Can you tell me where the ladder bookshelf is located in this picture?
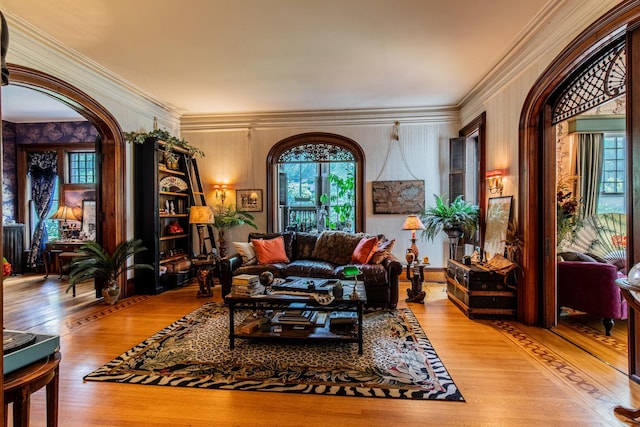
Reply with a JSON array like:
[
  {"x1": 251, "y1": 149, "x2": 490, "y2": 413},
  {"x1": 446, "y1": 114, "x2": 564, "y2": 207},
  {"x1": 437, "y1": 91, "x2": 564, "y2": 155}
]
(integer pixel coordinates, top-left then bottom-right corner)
[{"x1": 134, "y1": 138, "x2": 202, "y2": 294}]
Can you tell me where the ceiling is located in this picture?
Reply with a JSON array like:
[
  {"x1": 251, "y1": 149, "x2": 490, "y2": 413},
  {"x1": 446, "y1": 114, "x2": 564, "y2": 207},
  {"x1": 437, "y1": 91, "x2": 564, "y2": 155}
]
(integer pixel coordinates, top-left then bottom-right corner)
[{"x1": 0, "y1": 0, "x2": 552, "y2": 122}]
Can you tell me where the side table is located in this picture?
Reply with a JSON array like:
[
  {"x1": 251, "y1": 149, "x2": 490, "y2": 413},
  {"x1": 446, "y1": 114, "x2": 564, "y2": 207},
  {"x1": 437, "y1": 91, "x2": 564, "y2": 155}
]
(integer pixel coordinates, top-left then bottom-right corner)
[
  {"x1": 192, "y1": 258, "x2": 216, "y2": 298},
  {"x1": 406, "y1": 263, "x2": 429, "y2": 303},
  {"x1": 4, "y1": 351, "x2": 61, "y2": 427}
]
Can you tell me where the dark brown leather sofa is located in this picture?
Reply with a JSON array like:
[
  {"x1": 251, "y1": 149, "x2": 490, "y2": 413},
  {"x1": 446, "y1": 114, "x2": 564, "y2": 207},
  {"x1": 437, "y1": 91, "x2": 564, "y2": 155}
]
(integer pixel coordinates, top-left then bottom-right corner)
[{"x1": 218, "y1": 231, "x2": 402, "y2": 308}]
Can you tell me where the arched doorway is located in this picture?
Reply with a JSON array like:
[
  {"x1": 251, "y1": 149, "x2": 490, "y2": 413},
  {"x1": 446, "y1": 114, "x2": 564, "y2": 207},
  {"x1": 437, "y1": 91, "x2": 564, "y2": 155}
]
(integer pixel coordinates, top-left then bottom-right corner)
[
  {"x1": 266, "y1": 132, "x2": 366, "y2": 233},
  {"x1": 5, "y1": 64, "x2": 127, "y2": 294},
  {"x1": 519, "y1": 1, "x2": 640, "y2": 377}
]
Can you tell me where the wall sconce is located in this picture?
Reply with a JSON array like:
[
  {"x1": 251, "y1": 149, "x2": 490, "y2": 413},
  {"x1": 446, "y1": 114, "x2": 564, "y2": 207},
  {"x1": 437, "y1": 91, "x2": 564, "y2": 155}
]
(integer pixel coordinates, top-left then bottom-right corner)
[
  {"x1": 214, "y1": 184, "x2": 229, "y2": 204},
  {"x1": 486, "y1": 169, "x2": 505, "y2": 196}
]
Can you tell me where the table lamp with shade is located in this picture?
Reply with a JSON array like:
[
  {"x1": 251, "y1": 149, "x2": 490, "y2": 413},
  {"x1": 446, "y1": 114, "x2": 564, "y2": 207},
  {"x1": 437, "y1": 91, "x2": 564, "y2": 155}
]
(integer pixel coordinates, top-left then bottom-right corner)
[
  {"x1": 402, "y1": 214, "x2": 425, "y2": 263},
  {"x1": 189, "y1": 205, "x2": 215, "y2": 258},
  {"x1": 50, "y1": 205, "x2": 81, "y2": 239}
]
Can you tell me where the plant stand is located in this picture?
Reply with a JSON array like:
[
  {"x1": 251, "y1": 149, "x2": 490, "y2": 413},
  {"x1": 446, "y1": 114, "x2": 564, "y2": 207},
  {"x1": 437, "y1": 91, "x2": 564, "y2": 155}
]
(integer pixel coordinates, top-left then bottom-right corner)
[{"x1": 446, "y1": 229, "x2": 463, "y2": 261}]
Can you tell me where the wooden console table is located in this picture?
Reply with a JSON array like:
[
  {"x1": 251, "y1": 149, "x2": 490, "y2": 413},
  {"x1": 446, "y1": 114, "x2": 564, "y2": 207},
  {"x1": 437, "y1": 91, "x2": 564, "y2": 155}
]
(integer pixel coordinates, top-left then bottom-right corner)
[
  {"x1": 44, "y1": 241, "x2": 86, "y2": 277},
  {"x1": 4, "y1": 351, "x2": 61, "y2": 427}
]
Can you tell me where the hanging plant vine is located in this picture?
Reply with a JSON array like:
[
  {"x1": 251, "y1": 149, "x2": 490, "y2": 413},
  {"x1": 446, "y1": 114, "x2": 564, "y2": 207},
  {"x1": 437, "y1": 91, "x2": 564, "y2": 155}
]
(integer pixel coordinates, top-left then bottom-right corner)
[{"x1": 124, "y1": 128, "x2": 205, "y2": 158}]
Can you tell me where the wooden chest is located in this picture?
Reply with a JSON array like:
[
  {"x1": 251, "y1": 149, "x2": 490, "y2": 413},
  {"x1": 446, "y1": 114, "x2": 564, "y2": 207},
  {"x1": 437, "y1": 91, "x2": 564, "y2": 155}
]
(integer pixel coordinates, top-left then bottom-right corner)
[{"x1": 446, "y1": 259, "x2": 516, "y2": 319}]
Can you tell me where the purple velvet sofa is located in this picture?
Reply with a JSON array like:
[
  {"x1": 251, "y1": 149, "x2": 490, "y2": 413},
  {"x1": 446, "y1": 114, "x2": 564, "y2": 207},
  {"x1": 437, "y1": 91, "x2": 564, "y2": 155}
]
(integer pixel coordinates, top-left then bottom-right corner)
[
  {"x1": 557, "y1": 260, "x2": 627, "y2": 336},
  {"x1": 218, "y1": 231, "x2": 402, "y2": 308}
]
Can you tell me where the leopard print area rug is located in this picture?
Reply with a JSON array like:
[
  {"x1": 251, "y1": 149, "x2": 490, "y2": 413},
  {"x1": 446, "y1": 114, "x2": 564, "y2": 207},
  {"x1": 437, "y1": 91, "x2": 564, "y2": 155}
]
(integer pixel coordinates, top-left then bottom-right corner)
[{"x1": 84, "y1": 302, "x2": 464, "y2": 401}]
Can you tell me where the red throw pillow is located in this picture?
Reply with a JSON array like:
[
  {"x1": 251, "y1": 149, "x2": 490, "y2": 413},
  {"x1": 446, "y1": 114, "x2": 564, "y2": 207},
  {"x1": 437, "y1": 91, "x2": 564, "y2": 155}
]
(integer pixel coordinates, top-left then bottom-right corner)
[
  {"x1": 351, "y1": 236, "x2": 378, "y2": 264},
  {"x1": 251, "y1": 236, "x2": 290, "y2": 264}
]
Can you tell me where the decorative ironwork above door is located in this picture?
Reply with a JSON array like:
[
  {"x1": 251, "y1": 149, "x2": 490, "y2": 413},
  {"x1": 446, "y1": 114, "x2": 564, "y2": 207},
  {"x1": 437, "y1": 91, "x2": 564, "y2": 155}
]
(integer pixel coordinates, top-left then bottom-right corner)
[
  {"x1": 552, "y1": 38, "x2": 626, "y2": 124},
  {"x1": 277, "y1": 143, "x2": 355, "y2": 162}
]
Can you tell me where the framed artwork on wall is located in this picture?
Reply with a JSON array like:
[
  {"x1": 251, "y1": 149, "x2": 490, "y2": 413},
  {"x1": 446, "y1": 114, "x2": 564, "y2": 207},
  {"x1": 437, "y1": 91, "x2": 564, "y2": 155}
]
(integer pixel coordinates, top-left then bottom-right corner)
[
  {"x1": 81, "y1": 200, "x2": 97, "y2": 240},
  {"x1": 236, "y1": 189, "x2": 263, "y2": 212},
  {"x1": 483, "y1": 196, "x2": 513, "y2": 259},
  {"x1": 371, "y1": 180, "x2": 425, "y2": 214}
]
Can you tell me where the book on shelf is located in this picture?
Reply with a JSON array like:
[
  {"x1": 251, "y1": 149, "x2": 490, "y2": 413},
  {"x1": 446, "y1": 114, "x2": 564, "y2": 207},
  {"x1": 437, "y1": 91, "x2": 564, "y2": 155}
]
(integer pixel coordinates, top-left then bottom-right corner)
[
  {"x1": 329, "y1": 311, "x2": 357, "y2": 325},
  {"x1": 232, "y1": 274, "x2": 259, "y2": 284},
  {"x1": 237, "y1": 317, "x2": 263, "y2": 334},
  {"x1": 272, "y1": 309, "x2": 314, "y2": 325}
]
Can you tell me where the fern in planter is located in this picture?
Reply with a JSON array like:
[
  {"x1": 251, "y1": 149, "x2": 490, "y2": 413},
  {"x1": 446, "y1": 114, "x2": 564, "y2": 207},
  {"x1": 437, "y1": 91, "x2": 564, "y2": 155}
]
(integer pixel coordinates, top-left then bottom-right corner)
[
  {"x1": 66, "y1": 239, "x2": 153, "y2": 304},
  {"x1": 419, "y1": 194, "x2": 479, "y2": 241}
]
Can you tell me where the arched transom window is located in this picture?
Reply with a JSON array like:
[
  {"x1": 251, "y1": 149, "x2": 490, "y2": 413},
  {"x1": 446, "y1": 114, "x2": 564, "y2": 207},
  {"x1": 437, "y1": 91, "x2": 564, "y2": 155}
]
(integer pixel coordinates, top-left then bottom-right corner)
[{"x1": 267, "y1": 133, "x2": 365, "y2": 233}]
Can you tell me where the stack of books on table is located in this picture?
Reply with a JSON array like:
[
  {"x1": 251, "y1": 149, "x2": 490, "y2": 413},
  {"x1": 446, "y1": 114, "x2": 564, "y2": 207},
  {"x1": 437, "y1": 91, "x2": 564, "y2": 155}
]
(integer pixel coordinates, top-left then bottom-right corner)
[
  {"x1": 231, "y1": 274, "x2": 264, "y2": 296},
  {"x1": 272, "y1": 303, "x2": 328, "y2": 328}
]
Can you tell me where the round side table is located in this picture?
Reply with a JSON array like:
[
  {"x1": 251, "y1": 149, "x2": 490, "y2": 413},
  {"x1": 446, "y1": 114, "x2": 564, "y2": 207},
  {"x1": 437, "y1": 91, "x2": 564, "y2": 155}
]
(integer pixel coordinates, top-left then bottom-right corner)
[{"x1": 4, "y1": 351, "x2": 61, "y2": 427}]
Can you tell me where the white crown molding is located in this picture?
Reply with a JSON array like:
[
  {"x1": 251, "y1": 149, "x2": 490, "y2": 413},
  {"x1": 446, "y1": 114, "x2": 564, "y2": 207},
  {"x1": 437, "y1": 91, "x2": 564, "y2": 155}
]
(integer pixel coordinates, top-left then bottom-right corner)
[
  {"x1": 181, "y1": 106, "x2": 460, "y2": 131},
  {"x1": 458, "y1": 0, "x2": 623, "y2": 112},
  {"x1": 4, "y1": 13, "x2": 182, "y2": 128}
]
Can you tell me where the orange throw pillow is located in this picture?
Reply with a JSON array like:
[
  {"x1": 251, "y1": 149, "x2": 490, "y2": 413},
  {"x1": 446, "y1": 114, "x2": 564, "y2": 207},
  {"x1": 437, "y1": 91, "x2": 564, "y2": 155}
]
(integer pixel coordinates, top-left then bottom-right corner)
[
  {"x1": 351, "y1": 236, "x2": 378, "y2": 264},
  {"x1": 251, "y1": 236, "x2": 290, "y2": 264}
]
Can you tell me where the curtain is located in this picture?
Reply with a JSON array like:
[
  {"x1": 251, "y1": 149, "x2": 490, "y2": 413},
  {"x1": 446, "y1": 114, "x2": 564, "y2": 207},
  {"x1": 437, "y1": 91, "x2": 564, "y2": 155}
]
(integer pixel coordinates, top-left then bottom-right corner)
[
  {"x1": 27, "y1": 152, "x2": 58, "y2": 268},
  {"x1": 576, "y1": 133, "x2": 604, "y2": 219}
]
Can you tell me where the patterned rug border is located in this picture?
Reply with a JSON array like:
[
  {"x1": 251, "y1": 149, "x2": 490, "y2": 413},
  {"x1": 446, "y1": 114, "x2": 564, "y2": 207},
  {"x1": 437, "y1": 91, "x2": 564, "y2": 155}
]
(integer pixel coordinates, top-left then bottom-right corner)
[
  {"x1": 84, "y1": 303, "x2": 464, "y2": 401},
  {"x1": 66, "y1": 295, "x2": 151, "y2": 330},
  {"x1": 489, "y1": 320, "x2": 618, "y2": 406}
]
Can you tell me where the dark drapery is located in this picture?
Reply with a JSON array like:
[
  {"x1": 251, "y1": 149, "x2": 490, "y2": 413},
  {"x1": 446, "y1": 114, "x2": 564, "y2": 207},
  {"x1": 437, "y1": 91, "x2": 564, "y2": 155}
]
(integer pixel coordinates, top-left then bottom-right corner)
[
  {"x1": 577, "y1": 133, "x2": 604, "y2": 219},
  {"x1": 27, "y1": 152, "x2": 58, "y2": 268}
]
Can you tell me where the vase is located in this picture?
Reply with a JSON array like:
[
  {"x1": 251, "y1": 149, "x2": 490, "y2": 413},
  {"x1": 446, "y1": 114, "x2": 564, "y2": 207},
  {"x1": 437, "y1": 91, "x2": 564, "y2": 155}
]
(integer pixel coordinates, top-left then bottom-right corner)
[
  {"x1": 405, "y1": 250, "x2": 415, "y2": 264},
  {"x1": 102, "y1": 282, "x2": 120, "y2": 305}
]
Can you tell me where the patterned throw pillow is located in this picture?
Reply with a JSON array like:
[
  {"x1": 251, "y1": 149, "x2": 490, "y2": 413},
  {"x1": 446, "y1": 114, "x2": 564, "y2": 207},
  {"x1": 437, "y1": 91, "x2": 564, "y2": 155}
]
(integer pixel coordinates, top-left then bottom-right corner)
[
  {"x1": 251, "y1": 236, "x2": 290, "y2": 264},
  {"x1": 351, "y1": 236, "x2": 378, "y2": 264},
  {"x1": 232, "y1": 242, "x2": 257, "y2": 265},
  {"x1": 369, "y1": 239, "x2": 395, "y2": 264},
  {"x1": 311, "y1": 231, "x2": 366, "y2": 265}
]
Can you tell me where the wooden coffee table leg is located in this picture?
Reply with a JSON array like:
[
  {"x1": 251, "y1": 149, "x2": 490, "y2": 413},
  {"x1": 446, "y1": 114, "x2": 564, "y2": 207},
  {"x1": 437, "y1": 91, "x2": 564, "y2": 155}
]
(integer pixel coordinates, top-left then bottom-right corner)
[
  {"x1": 357, "y1": 302, "x2": 363, "y2": 355},
  {"x1": 229, "y1": 302, "x2": 235, "y2": 349}
]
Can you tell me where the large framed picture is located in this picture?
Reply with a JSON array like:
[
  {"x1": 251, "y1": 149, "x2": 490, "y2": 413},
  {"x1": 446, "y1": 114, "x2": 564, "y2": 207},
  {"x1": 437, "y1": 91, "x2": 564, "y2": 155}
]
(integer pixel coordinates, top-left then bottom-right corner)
[
  {"x1": 236, "y1": 189, "x2": 263, "y2": 212},
  {"x1": 371, "y1": 180, "x2": 425, "y2": 214},
  {"x1": 483, "y1": 196, "x2": 512, "y2": 259}
]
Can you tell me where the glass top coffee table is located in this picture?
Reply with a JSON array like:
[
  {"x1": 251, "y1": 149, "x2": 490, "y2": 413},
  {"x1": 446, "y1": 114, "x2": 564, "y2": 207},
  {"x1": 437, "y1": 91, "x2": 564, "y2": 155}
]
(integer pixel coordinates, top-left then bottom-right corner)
[{"x1": 224, "y1": 278, "x2": 367, "y2": 354}]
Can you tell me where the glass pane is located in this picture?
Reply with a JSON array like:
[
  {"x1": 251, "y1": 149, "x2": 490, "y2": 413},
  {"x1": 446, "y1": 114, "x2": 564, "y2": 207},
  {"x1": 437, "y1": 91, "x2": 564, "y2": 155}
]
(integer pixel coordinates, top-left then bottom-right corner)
[{"x1": 69, "y1": 152, "x2": 96, "y2": 184}]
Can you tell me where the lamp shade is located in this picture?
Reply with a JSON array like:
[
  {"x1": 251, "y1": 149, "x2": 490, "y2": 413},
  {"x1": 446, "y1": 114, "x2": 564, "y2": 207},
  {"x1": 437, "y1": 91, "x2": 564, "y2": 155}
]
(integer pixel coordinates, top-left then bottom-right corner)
[
  {"x1": 486, "y1": 169, "x2": 504, "y2": 179},
  {"x1": 189, "y1": 205, "x2": 215, "y2": 224},
  {"x1": 49, "y1": 205, "x2": 81, "y2": 221},
  {"x1": 401, "y1": 214, "x2": 425, "y2": 231}
]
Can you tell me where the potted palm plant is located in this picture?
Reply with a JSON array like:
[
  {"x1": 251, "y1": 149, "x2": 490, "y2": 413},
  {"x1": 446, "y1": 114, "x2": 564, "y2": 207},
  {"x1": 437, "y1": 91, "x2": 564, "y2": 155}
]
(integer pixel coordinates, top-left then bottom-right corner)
[
  {"x1": 213, "y1": 204, "x2": 258, "y2": 257},
  {"x1": 419, "y1": 194, "x2": 479, "y2": 260},
  {"x1": 66, "y1": 239, "x2": 154, "y2": 305}
]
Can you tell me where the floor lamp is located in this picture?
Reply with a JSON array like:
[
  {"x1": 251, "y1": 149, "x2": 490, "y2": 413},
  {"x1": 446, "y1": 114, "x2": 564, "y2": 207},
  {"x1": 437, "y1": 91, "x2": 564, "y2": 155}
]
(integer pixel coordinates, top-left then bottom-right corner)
[{"x1": 189, "y1": 205, "x2": 215, "y2": 258}]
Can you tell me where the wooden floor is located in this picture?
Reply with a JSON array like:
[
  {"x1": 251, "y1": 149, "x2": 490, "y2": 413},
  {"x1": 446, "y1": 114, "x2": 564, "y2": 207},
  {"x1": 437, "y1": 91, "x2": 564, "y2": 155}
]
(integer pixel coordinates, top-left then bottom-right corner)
[{"x1": 3, "y1": 274, "x2": 640, "y2": 426}]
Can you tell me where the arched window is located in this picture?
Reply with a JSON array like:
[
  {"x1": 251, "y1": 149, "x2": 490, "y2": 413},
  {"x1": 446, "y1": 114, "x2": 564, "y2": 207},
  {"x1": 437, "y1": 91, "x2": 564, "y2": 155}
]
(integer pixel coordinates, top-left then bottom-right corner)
[{"x1": 266, "y1": 133, "x2": 365, "y2": 233}]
